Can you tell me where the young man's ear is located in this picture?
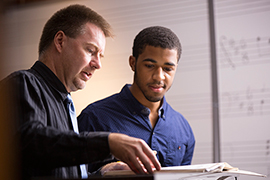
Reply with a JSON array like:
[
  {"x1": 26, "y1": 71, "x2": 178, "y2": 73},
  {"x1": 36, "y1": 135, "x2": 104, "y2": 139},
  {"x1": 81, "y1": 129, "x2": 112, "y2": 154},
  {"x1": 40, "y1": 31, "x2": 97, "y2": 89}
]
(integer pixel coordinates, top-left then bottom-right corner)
[
  {"x1": 129, "y1": 56, "x2": 136, "y2": 72},
  {"x1": 54, "y1": 31, "x2": 65, "y2": 53}
]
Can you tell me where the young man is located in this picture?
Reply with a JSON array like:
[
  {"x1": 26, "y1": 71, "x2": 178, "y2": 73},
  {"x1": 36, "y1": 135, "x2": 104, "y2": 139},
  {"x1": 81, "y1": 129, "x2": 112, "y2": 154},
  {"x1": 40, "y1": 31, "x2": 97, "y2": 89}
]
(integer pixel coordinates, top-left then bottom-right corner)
[
  {"x1": 0, "y1": 5, "x2": 160, "y2": 179},
  {"x1": 78, "y1": 26, "x2": 195, "y2": 173}
]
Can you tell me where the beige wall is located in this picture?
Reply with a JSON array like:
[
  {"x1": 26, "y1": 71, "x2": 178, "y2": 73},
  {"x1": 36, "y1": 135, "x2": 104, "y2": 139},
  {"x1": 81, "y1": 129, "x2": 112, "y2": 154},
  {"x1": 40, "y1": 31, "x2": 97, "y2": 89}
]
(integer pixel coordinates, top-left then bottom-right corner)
[{"x1": 0, "y1": 2, "x2": 19, "y2": 180}]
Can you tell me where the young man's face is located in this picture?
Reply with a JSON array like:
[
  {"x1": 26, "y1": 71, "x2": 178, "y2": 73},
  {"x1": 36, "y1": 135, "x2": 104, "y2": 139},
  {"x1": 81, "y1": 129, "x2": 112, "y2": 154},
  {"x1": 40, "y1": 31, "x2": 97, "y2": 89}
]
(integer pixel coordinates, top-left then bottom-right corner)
[
  {"x1": 61, "y1": 22, "x2": 106, "y2": 92},
  {"x1": 130, "y1": 45, "x2": 178, "y2": 103}
]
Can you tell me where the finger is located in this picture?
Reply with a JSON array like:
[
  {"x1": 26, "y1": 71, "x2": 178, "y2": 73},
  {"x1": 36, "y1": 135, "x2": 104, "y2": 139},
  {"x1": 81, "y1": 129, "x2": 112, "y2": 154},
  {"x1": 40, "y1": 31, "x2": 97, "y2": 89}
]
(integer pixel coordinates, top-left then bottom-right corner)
[
  {"x1": 141, "y1": 144, "x2": 161, "y2": 171},
  {"x1": 147, "y1": 152, "x2": 161, "y2": 171},
  {"x1": 136, "y1": 157, "x2": 148, "y2": 173},
  {"x1": 115, "y1": 162, "x2": 131, "y2": 170},
  {"x1": 127, "y1": 155, "x2": 146, "y2": 174},
  {"x1": 136, "y1": 152, "x2": 154, "y2": 174},
  {"x1": 129, "y1": 162, "x2": 139, "y2": 174}
]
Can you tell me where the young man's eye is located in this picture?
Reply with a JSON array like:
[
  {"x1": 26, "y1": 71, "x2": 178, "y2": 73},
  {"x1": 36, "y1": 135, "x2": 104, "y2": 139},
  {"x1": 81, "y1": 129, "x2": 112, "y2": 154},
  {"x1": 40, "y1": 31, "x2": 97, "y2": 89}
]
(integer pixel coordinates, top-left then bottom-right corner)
[
  {"x1": 145, "y1": 64, "x2": 154, "y2": 68},
  {"x1": 164, "y1": 67, "x2": 173, "y2": 72}
]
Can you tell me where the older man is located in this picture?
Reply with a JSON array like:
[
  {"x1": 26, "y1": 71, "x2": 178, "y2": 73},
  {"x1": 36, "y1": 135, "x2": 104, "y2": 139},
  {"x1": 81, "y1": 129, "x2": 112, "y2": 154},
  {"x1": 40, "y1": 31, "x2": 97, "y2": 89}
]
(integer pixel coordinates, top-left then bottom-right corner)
[{"x1": 0, "y1": 4, "x2": 160, "y2": 179}]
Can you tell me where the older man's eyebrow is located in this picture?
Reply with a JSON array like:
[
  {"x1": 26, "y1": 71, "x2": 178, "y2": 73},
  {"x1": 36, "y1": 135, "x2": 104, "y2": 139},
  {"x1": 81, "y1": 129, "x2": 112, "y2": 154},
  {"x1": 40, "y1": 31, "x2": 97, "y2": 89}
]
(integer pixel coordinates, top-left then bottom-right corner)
[{"x1": 87, "y1": 42, "x2": 105, "y2": 58}]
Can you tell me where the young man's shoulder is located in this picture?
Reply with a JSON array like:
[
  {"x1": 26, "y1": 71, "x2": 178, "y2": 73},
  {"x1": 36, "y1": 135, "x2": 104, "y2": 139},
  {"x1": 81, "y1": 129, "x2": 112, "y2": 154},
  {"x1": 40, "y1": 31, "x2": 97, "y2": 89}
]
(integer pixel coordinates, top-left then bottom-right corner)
[{"x1": 82, "y1": 92, "x2": 122, "y2": 113}]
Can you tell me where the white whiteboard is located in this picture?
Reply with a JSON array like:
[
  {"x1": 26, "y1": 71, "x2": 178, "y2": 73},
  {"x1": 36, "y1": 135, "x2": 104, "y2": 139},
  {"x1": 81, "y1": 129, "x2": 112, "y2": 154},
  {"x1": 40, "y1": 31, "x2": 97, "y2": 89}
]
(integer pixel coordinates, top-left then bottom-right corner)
[{"x1": 214, "y1": 0, "x2": 270, "y2": 179}]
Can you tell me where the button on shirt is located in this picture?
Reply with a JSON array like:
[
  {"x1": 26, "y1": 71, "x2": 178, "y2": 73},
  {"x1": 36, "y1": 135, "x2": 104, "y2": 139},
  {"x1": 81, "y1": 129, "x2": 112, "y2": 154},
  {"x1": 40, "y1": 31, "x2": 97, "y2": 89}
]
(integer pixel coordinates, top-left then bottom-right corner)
[{"x1": 78, "y1": 84, "x2": 195, "y2": 170}]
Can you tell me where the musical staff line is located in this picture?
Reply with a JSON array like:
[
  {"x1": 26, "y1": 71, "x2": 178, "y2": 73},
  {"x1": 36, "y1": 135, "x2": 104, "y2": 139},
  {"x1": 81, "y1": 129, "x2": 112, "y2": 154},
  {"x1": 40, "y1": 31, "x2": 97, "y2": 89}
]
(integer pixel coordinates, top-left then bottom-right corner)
[
  {"x1": 215, "y1": 0, "x2": 270, "y2": 19},
  {"x1": 178, "y1": 43, "x2": 211, "y2": 72},
  {"x1": 221, "y1": 140, "x2": 270, "y2": 169},
  {"x1": 97, "y1": 0, "x2": 208, "y2": 31},
  {"x1": 220, "y1": 86, "x2": 270, "y2": 118},
  {"x1": 218, "y1": 36, "x2": 270, "y2": 70},
  {"x1": 166, "y1": 85, "x2": 270, "y2": 121}
]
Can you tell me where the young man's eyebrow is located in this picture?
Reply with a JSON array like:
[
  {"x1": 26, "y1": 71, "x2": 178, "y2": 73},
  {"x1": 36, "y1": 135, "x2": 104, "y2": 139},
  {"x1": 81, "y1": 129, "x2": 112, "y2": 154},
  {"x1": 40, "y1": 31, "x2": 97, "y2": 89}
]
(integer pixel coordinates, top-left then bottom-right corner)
[
  {"x1": 143, "y1": 59, "x2": 176, "y2": 66},
  {"x1": 142, "y1": 58, "x2": 156, "y2": 63},
  {"x1": 164, "y1": 62, "x2": 176, "y2": 66}
]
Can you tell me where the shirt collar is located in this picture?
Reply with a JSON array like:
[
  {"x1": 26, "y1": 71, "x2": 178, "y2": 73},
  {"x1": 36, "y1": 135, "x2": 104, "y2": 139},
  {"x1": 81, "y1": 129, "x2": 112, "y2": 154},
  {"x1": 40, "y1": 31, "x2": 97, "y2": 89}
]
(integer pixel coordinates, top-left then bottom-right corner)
[
  {"x1": 31, "y1": 61, "x2": 68, "y2": 101},
  {"x1": 159, "y1": 102, "x2": 165, "y2": 119},
  {"x1": 120, "y1": 84, "x2": 166, "y2": 119}
]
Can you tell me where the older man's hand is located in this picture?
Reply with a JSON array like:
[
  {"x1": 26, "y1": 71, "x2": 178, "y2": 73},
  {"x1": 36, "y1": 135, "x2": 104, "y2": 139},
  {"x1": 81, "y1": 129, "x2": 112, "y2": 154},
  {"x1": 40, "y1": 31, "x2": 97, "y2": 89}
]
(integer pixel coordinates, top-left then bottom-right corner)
[{"x1": 108, "y1": 133, "x2": 161, "y2": 174}]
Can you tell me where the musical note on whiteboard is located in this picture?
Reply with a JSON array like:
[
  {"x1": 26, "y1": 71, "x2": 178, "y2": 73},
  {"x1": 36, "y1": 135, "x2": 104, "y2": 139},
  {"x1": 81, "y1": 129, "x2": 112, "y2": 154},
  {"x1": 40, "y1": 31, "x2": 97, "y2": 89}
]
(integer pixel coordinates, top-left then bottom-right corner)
[
  {"x1": 257, "y1": 36, "x2": 270, "y2": 57},
  {"x1": 218, "y1": 35, "x2": 270, "y2": 70},
  {"x1": 220, "y1": 85, "x2": 270, "y2": 118},
  {"x1": 219, "y1": 35, "x2": 249, "y2": 69}
]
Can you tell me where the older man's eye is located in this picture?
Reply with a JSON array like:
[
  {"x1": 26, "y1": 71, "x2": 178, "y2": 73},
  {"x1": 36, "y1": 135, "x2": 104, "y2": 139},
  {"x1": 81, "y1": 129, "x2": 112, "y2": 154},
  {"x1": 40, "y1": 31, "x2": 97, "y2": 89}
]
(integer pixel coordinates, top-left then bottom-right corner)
[{"x1": 88, "y1": 49, "x2": 94, "y2": 54}]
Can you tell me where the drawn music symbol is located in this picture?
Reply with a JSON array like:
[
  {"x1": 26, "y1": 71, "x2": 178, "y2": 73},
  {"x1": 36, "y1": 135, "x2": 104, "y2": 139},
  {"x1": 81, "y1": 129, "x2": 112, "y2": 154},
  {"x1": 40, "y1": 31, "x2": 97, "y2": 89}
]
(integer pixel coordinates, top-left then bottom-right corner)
[{"x1": 256, "y1": 36, "x2": 270, "y2": 57}]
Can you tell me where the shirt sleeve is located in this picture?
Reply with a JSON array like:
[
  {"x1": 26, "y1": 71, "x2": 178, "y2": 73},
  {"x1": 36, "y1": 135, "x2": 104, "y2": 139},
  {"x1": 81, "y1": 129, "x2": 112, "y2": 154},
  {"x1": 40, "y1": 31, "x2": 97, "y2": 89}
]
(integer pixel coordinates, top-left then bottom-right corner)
[
  {"x1": 181, "y1": 127, "x2": 195, "y2": 165},
  {"x1": 0, "y1": 72, "x2": 112, "y2": 169}
]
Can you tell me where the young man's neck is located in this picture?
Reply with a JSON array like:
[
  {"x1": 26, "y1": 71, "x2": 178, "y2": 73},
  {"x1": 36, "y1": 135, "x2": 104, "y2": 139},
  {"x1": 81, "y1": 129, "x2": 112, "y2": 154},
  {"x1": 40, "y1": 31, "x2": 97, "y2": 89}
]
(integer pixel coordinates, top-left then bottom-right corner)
[
  {"x1": 130, "y1": 84, "x2": 164, "y2": 128},
  {"x1": 129, "y1": 84, "x2": 162, "y2": 113}
]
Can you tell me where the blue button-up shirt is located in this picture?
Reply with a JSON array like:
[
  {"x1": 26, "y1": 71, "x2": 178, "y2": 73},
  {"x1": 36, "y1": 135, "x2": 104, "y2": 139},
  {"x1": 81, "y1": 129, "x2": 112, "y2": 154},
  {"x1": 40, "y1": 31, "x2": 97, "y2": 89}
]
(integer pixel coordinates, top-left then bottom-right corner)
[{"x1": 78, "y1": 84, "x2": 195, "y2": 171}]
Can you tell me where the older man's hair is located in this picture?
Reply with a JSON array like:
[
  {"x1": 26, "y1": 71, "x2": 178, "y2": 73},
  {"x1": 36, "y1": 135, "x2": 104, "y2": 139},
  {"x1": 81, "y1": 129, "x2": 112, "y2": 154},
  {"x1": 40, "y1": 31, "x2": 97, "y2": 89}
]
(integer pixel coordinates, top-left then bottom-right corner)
[{"x1": 39, "y1": 4, "x2": 113, "y2": 56}]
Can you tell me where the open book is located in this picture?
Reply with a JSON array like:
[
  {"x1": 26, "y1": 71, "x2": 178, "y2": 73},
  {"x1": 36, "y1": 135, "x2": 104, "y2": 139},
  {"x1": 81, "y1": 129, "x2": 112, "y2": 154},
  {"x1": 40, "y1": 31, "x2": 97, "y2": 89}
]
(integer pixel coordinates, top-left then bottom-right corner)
[{"x1": 103, "y1": 162, "x2": 267, "y2": 178}]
